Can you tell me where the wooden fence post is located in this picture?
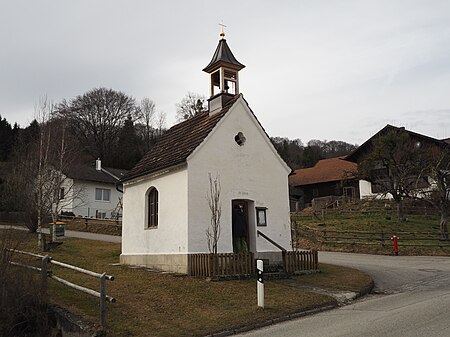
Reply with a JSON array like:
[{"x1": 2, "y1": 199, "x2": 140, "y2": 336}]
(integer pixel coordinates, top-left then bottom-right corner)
[
  {"x1": 314, "y1": 250, "x2": 318, "y2": 270},
  {"x1": 282, "y1": 250, "x2": 287, "y2": 273},
  {"x1": 100, "y1": 272, "x2": 106, "y2": 326},
  {"x1": 41, "y1": 255, "x2": 50, "y2": 295}
]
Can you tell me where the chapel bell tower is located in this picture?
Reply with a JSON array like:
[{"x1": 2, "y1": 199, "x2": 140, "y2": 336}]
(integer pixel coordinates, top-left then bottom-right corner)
[{"x1": 203, "y1": 28, "x2": 245, "y2": 113}]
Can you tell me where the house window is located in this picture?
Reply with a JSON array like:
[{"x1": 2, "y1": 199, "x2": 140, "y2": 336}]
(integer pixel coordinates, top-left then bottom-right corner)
[
  {"x1": 256, "y1": 207, "x2": 267, "y2": 226},
  {"x1": 95, "y1": 188, "x2": 111, "y2": 202},
  {"x1": 147, "y1": 187, "x2": 159, "y2": 228},
  {"x1": 59, "y1": 187, "x2": 65, "y2": 200}
]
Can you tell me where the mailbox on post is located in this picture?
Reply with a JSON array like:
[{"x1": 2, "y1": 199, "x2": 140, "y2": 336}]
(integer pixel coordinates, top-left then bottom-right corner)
[{"x1": 49, "y1": 221, "x2": 66, "y2": 241}]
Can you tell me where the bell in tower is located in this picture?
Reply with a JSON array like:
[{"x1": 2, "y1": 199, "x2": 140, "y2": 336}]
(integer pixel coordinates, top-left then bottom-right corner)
[{"x1": 203, "y1": 28, "x2": 245, "y2": 114}]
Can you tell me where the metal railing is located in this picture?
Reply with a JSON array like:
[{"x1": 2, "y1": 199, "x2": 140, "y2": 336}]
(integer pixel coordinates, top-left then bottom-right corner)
[{"x1": 7, "y1": 248, "x2": 115, "y2": 326}]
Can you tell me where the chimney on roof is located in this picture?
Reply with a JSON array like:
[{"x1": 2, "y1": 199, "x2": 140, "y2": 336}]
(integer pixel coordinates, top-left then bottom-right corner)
[{"x1": 96, "y1": 158, "x2": 101, "y2": 171}]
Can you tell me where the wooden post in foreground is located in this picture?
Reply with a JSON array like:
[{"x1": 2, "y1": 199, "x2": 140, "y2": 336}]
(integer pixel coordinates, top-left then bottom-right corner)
[
  {"x1": 100, "y1": 272, "x2": 107, "y2": 326},
  {"x1": 41, "y1": 255, "x2": 50, "y2": 295}
]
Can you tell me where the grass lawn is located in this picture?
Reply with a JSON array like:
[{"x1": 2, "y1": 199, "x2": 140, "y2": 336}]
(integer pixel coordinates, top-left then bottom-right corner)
[
  {"x1": 293, "y1": 264, "x2": 373, "y2": 292},
  {"x1": 293, "y1": 208, "x2": 441, "y2": 232},
  {"x1": 292, "y1": 204, "x2": 449, "y2": 256},
  {"x1": 6, "y1": 230, "x2": 371, "y2": 337}
]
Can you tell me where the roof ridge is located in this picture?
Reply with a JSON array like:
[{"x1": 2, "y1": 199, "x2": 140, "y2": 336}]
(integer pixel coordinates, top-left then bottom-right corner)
[{"x1": 122, "y1": 95, "x2": 240, "y2": 182}]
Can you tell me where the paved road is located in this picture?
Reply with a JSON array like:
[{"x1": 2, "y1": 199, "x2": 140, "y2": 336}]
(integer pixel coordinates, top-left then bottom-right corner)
[
  {"x1": 320, "y1": 252, "x2": 450, "y2": 294},
  {"x1": 0, "y1": 224, "x2": 121, "y2": 243},
  {"x1": 240, "y1": 252, "x2": 450, "y2": 337}
]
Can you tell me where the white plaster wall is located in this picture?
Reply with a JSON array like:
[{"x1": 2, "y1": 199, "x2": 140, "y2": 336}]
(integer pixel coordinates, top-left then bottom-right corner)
[
  {"x1": 121, "y1": 168, "x2": 188, "y2": 256},
  {"x1": 66, "y1": 180, "x2": 122, "y2": 218},
  {"x1": 59, "y1": 177, "x2": 74, "y2": 214},
  {"x1": 359, "y1": 180, "x2": 393, "y2": 200},
  {"x1": 187, "y1": 97, "x2": 292, "y2": 254},
  {"x1": 59, "y1": 178, "x2": 89, "y2": 216}
]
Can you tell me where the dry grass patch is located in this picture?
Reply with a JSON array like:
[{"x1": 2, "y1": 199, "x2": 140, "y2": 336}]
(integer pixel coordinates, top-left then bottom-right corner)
[
  {"x1": 292, "y1": 263, "x2": 372, "y2": 292},
  {"x1": 11, "y1": 232, "x2": 373, "y2": 336}
]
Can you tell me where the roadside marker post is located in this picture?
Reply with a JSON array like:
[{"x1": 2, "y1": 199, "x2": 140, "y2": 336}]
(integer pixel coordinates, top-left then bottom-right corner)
[{"x1": 257, "y1": 259, "x2": 264, "y2": 309}]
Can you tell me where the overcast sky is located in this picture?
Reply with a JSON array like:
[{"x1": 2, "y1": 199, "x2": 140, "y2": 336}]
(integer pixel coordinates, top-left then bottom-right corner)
[{"x1": 1, "y1": 0, "x2": 449, "y2": 145}]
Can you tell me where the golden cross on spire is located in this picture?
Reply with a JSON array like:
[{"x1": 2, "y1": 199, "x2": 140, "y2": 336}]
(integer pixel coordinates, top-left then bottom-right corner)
[{"x1": 219, "y1": 21, "x2": 227, "y2": 39}]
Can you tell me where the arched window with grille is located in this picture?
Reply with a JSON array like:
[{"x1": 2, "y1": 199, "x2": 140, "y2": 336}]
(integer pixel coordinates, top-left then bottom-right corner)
[{"x1": 147, "y1": 187, "x2": 159, "y2": 228}]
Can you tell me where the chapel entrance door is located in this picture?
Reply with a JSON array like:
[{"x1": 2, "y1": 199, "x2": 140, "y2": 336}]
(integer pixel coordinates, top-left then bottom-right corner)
[{"x1": 232, "y1": 200, "x2": 250, "y2": 253}]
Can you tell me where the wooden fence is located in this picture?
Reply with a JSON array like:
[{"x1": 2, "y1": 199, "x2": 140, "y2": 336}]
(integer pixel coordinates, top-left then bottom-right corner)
[
  {"x1": 188, "y1": 250, "x2": 319, "y2": 277},
  {"x1": 307, "y1": 203, "x2": 437, "y2": 217},
  {"x1": 188, "y1": 253, "x2": 255, "y2": 277},
  {"x1": 283, "y1": 250, "x2": 318, "y2": 273},
  {"x1": 59, "y1": 215, "x2": 122, "y2": 227},
  {"x1": 300, "y1": 225, "x2": 450, "y2": 248},
  {"x1": 7, "y1": 249, "x2": 115, "y2": 326}
]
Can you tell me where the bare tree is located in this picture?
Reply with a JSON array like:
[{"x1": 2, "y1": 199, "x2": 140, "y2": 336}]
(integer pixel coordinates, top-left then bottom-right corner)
[
  {"x1": 206, "y1": 173, "x2": 221, "y2": 255},
  {"x1": 35, "y1": 97, "x2": 53, "y2": 248},
  {"x1": 357, "y1": 129, "x2": 428, "y2": 221},
  {"x1": 37, "y1": 111, "x2": 85, "y2": 248},
  {"x1": 175, "y1": 92, "x2": 206, "y2": 122},
  {"x1": 55, "y1": 87, "x2": 138, "y2": 165},
  {"x1": 4, "y1": 98, "x2": 83, "y2": 249},
  {"x1": 432, "y1": 150, "x2": 450, "y2": 238},
  {"x1": 136, "y1": 98, "x2": 156, "y2": 152},
  {"x1": 44, "y1": 121, "x2": 85, "y2": 223},
  {"x1": 156, "y1": 110, "x2": 167, "y2": 136},
  {"x1": 408, "y1": 146, "x2": 450, "y2": 238},
  {"x1": 135, "y1": 98, "x2": 166, "y2": 152}
]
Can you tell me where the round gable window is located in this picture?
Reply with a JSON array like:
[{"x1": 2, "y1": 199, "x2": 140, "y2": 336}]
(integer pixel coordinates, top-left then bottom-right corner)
[{"x1": 234, "y1": 132, "x2": 246, "y2": 146}]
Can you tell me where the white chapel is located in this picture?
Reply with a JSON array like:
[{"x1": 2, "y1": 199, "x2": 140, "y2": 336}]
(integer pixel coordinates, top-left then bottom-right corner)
[{"x1": 120, "y1": 32, "x2": 292, "y2": 273}]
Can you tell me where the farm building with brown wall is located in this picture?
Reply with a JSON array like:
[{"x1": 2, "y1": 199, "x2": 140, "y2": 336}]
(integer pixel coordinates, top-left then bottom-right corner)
[{"x1": 289, "y1": 157, "x2": 358, "y2": 211}]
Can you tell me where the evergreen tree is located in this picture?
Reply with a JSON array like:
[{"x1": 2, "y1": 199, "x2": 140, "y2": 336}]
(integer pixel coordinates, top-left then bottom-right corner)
[
  {"x1": 0, "y1": 115, "x2": 14, "y2": 161},
  {"x1": 113, "y1": 115, "x2": 142, "y2": 169}
]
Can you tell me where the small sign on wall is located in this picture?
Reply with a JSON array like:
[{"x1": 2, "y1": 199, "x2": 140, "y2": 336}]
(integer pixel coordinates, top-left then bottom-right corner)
[{"x1": 256, "y1": 207, "x2": 267, "y2": 226}]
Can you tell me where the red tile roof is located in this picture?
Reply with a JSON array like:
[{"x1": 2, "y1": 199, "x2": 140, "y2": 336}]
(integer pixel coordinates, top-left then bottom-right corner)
[
  {"x1": 289, "y1": 157, "x2": 357, "y2": 186},
  {"x1": 122, "y1": 94, "x2": 240, "y2": 182}
]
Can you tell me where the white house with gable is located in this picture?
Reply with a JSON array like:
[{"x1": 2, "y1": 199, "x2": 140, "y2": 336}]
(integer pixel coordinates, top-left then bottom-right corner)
[
  {"x1": 120, "y1": 33, "x2": 292, "y2": 273},
  {"x1": 59, "y1": 160, "x2": 127, "y2": 219}
]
